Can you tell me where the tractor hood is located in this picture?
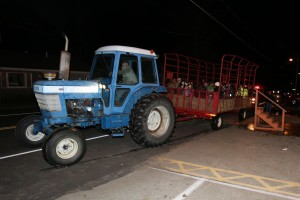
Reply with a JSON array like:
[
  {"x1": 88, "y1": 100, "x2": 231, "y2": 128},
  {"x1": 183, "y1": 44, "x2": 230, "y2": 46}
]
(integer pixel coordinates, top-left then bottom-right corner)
[{"x1": 34, "y1": 80, "x2": 101, "y2": 94}]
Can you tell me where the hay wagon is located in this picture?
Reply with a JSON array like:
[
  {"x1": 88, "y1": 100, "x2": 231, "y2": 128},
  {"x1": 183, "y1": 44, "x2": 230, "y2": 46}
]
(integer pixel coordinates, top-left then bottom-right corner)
[{"x1": 163, "y1": 53, "x2": 259, "y2": 129}]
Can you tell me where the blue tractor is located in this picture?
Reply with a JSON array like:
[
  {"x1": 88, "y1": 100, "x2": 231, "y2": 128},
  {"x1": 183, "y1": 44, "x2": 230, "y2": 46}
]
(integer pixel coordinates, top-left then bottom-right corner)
[{"x1": 15, "y1": 45, "x2": 176, "y2": 167}]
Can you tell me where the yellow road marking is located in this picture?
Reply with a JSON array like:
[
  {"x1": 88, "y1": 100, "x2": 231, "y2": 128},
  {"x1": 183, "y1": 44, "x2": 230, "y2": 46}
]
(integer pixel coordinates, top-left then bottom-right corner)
[
  {"x1": 0, "y1": 126, "x2": 16, "y2": 131},
  {"x1": 158, "y1": 157, "x2": 300, "y2": 198}
]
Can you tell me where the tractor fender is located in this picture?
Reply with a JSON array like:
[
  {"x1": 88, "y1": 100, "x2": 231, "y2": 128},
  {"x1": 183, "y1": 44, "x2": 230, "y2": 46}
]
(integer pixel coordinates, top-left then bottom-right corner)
[{"x1": 123, "y1": 86, "x2": 166, "y2": 113}]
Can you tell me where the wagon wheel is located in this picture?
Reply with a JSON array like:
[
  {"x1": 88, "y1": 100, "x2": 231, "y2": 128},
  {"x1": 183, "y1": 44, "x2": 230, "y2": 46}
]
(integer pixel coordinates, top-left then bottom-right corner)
[
  {"x1": 211, "y1": 115, "x2": 223, "y2": 130},
  {"x1": 239, "y1": 109, "x2": 247, "y2": 121}
]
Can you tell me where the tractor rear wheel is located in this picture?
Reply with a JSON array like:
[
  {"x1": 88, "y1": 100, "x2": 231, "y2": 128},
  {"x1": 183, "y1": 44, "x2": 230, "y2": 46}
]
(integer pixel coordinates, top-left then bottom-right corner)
[
  {"x1": 15, "y1": 115, "x2": 45, "y2": 148},
  {"x1": 42, "y1": 128, "x2": 86, "y2": 167},
  {"x1": 129, "y1": 93, "x2": 175, "y2": 147}
]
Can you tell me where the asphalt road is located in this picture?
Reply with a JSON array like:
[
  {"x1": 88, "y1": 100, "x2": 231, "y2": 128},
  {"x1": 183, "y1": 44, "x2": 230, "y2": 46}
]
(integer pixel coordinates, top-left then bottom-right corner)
[
  {"x1": 0, "y1": 112, "x2": 213, "y2": 200},
  {"x1": 1, "y1": 111, "x2": 300, "y2": 200},
  {"x1": 56, "y1": 115, "x2": 300, "y2": 200}
]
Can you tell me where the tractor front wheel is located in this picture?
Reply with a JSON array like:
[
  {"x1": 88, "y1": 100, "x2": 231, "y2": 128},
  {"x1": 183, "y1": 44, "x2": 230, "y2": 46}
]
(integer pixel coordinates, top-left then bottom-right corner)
[
  {"x1": 42, "y1": 128, "x2": 86, "y2": 167},
  {"x1": 129, "y1": 93, "x2": 176, "y2": 147},
  {"x1": 15, "y1": 115, "x2": 45, "y2": 148}
]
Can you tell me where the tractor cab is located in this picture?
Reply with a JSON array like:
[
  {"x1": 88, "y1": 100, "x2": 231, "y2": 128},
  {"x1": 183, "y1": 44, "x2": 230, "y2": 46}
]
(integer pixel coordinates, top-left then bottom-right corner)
[
  {"x1": 88, "y1": 45, "x2": 161, "y2": 113},
  {"x1": 15, "y1": 45, "x2": 175, "y2": 167}
]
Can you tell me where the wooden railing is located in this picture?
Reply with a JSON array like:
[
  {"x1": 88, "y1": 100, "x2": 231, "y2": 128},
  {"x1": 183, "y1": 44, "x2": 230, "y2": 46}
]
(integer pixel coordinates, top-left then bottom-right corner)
[{"x1": 253, "y1": 89, "x2": 287, "y2": 132}]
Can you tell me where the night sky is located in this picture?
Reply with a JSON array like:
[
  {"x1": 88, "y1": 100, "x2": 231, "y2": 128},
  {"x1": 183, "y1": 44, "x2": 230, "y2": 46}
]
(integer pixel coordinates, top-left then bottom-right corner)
[{"x1": 1, "y1": 0, "x2": 300, "y2": 91}]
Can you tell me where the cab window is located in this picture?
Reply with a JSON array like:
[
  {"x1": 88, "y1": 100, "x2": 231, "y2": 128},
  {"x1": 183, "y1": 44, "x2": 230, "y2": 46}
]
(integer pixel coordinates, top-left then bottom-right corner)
[
  {"x1": 90, "y1": 54, "x2": 114, "y2": 85},
  {"x1": 117, "y1": 55, "x2": 138, "y2": 85},
  {"x1": 141, "y1": 57, "x2": 157, "y2": 84}
]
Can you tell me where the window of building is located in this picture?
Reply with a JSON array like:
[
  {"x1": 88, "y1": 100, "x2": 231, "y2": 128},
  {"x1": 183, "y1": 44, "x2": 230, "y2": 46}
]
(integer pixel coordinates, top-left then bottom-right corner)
[{"x1": 7, "y1": 72, "x2": 27, "y2": 88}]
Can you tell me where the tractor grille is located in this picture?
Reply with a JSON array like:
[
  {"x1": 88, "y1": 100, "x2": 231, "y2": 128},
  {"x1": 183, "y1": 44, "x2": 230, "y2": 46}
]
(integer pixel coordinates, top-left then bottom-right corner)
[{"x1": 35, "y1": 94, "x2": 62, "y2": 111}]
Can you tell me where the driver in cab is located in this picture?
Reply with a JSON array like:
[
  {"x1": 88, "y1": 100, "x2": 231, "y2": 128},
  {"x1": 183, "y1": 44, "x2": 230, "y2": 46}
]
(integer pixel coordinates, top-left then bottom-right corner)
[{"x1": 118, "y1": 61, "x2": 137, "y2": 84}]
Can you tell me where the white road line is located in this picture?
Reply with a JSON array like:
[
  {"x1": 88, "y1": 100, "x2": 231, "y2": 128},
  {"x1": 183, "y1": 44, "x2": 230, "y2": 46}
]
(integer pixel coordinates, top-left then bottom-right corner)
[
  {"x1": 0, "y1": 126, "x2": 16, "y2": 131},
  {"x1": 152, "y1": 167, "x2": 300, "y2": 200},
  {"x1": 173, "y1": 179, "x2": 205, "y2": 200},
  {"x1": 0, "y1": 149, "x2": 42, "y2": 160},
  {"x1": 0, "y1": 134, "x2": 110, "y2": 160},
  {"x1": 86, "y1": 135, "x2": 109, "y2": 141}
]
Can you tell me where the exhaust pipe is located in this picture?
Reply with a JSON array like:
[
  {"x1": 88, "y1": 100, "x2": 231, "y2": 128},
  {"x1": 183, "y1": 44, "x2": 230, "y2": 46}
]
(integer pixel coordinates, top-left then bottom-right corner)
[
  {"x1": 58, "y1": 33, "x2": 71, "y2": 80},
  {"x1": 64, "y1": 34, "x2": 69, "y2": 52}
]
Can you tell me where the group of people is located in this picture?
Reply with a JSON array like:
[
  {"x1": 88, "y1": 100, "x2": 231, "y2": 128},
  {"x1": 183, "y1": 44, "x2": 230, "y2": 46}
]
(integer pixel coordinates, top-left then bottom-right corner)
[
  {"x1": 166, "y1": 77, "x2": 194, "y2": 96},
  {"x1": 166, "y1": 77, "x2": 256, "y2": 100},
  {"x1": 198, "y1": 80, "x2": 238, "y2": 99}
]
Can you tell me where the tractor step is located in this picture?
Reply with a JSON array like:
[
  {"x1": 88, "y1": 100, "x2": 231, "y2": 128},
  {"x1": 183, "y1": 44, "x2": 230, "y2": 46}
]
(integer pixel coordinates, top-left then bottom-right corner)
[
  {"x1": 111, "y1": 132, "x2": 125, "y2": 137},
  {"x1": 110, "y1": 128, "x2": 125, "y2": 137}
]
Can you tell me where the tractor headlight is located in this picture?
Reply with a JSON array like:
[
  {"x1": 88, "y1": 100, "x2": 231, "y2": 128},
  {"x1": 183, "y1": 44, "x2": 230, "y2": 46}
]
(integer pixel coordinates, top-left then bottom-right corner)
[{"x1": 98, "y1": 83, "x2": 106, "y2": 90}]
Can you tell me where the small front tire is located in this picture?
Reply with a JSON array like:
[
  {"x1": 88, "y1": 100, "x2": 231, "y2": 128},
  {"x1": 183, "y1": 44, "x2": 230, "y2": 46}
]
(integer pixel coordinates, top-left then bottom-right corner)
[
  {"x1": 42, "y1": 128, "x2": 87, "y2": 167},
  {"x1": 15, "y1": 115, "x2": 45, "y2": 148}
]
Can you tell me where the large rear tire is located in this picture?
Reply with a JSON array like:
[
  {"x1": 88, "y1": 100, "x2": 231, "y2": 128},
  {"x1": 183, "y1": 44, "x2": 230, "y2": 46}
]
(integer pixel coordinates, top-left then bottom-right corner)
[
  {"x1": 129, "y1": 93, "x2": 176, "y2": 147},
  {"x1": 42, "y1": 128, "x2": 86, "y2": 167},
  {"x1": 15, "y1": 115, "x2": 45, "y2": 148}
]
